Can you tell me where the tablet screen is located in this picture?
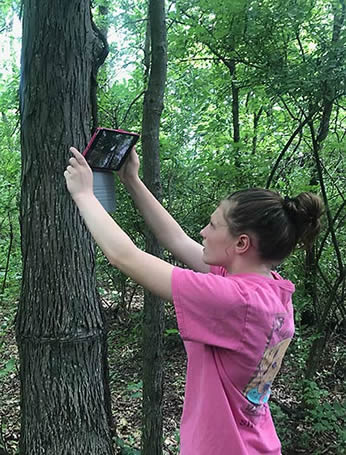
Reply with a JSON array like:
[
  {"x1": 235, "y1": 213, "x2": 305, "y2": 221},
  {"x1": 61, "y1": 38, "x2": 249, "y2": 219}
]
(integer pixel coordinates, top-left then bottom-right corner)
[{"x1": 84, "y1": 128, "x2": 139, "y2": 171}]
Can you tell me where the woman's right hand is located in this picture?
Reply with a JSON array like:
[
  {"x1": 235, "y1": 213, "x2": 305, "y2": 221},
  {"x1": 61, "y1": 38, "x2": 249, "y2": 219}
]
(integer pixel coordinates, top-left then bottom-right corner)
[{"x1": 117, "y1": 147, "x2": 140, "y2": 185}]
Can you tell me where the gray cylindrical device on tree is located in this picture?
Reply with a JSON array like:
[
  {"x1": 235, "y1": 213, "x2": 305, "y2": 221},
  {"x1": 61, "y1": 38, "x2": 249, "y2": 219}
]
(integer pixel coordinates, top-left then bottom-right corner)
[{"x1": 92, "y1": 170, "x2": 116, "y2": 212}]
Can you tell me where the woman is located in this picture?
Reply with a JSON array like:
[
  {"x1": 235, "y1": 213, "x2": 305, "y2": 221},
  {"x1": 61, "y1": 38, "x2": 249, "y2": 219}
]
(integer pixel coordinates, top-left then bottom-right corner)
[{"x1": 64, "y1": 147, "x2": 323, "y2": 454}]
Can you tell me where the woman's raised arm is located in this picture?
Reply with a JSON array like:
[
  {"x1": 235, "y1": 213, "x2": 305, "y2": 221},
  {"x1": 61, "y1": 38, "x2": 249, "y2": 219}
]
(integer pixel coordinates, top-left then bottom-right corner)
[
  {"x1": 118, "y1": 149, "x2": 209, "y2": 273},
  {"x1": 64, "y1": 147, "x2": 175, "y2": 301}
]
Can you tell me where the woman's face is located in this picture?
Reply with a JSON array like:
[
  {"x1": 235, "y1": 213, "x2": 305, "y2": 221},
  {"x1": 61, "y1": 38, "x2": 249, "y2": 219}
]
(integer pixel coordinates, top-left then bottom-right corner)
[{"x1": 200, "y1": 204, "x2": 236, "y2": 267}]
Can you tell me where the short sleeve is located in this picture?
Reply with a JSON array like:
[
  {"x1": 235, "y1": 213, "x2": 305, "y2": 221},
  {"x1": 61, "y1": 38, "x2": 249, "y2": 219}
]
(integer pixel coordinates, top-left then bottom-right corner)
[{"x1": 172, "y1": 267, "x2": 248, "y2": 350}]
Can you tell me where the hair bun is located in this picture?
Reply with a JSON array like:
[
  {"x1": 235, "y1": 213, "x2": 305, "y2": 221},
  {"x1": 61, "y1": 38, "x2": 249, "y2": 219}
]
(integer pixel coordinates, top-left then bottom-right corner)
[
  {"x1": 282, "y1": 196, "x2": 297, "y2": 217},
  {"x1": 282, "y1": 192, "x2": 324, "y2": 249}
]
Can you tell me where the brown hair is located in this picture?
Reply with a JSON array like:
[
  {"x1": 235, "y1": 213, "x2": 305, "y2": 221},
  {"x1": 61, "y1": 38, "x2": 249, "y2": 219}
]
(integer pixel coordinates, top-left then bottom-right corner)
[{"x1": 223, "y1": 188, "x2": 324, "y2": 263}]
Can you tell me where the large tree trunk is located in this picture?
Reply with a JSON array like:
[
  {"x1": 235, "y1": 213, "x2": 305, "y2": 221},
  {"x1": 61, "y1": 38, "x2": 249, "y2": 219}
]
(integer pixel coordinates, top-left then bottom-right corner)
[
  {"x1": 141, "y1": 0, "x2": 167, "y2": 454},
  {"x1": 16, "y1": 1, "x2": 113, "y2": 454}
]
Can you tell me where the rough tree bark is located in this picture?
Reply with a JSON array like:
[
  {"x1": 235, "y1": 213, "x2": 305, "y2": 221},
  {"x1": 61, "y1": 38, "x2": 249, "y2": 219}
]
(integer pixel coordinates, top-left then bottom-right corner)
[
  {"x1": 140, "y1": 0, "x2": 167, "y2": 454},
  {"x1": 16, "y1": 1, "x2": 113, "y2": 454}
]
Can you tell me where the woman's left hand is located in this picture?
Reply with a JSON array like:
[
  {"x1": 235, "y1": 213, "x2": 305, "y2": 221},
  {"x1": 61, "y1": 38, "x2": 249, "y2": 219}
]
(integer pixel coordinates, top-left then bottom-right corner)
[{"x1": 64, "y1": 147, "x2": 94, "y2": 202}]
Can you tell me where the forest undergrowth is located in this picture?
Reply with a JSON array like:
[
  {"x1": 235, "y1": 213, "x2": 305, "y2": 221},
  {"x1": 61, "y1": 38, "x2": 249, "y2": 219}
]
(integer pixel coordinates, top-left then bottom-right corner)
[{"x1": 0, "y1": 292, "x2": 345, "y2": 455}]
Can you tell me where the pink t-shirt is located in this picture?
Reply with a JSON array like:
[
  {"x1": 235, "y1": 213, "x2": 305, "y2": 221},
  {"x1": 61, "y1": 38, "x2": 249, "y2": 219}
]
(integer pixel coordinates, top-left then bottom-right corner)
[{"x1": 172, "y1": 265, "x2": 295, "y2": 455}]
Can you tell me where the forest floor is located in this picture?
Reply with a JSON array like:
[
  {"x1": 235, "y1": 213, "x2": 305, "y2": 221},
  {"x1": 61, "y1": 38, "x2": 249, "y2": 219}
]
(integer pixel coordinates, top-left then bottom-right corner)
[{"x1": 0, "y1": 297, "x2": 345, "y2": 455}]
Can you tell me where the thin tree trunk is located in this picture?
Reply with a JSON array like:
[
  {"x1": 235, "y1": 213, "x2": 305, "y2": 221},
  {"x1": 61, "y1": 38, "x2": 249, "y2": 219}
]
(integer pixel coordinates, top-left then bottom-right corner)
[
  {"x1": 229, "y1": 59, "x2": 240, "y2": 145},
  {"x1": 304, "y1": 0, "x2": 345, "y2": 380},
  {"x1": 304, "y1": 121, "x2": 345, "y2": 380},
  {"x1": 16, "y1": 1, "x2": 113, "y2": 453},
  {"x1": 141, "y1": 0, "x2": 167, "y2": 453},
  {"x1": 252, "y1": 107, "x2": 263, "y2": 155}
]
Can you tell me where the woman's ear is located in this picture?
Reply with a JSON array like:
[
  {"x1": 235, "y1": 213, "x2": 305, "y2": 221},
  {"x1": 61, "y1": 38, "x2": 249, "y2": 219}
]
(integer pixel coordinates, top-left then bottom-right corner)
[{"x1": 235, "y1": 234, "x2": 251, "y2": 254}]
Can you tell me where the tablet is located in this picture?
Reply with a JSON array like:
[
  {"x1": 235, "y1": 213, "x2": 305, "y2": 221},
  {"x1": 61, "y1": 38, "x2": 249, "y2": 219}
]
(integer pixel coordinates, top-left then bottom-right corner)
[{"x1": 83, "y1": 127, "x2": 140, "y2": 171}]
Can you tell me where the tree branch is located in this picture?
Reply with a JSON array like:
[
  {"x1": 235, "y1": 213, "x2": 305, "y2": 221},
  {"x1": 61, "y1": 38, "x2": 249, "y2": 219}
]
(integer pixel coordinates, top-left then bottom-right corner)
[
  {"x1": 317, "y1": 201, "x2": 346, "y2": 262},
  {"x1": 266, "y1": 109, "x2": 317, "y2": 188},
  {"x1": 309, "y1": 122, "x2": 344, "y2": 272},
  {"x1": 121, "y1": 90, "x2": 146, "y2": 126}
]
